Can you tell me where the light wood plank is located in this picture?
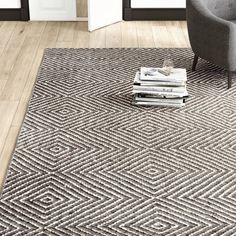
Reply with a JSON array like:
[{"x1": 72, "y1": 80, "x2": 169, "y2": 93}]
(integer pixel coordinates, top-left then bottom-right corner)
[
  {"x1": 106, "y1": 22, "x2": 122, "y2": 48},
  {"x1": 121, "y1": 21, "x2": 138, "y2": 48},
  {"x1": 38, "y1": 22, "x2": 61, "y2": 50},
  {"x1": 180, "y1": 21, "x2": 191, "y2": 48},
  {"x1": 136, "y1": 21, "x2": 155, "y2": 48},
  {"x1": 0, "y1": 80, "x2": 7, "y2": 96},
  {"x1": 0, "y1": 21, "x2": 17, "y2": 56},
  {"x1": 56, "y1": 22, "x2": 77, "y2": 48},
  {"x1": 0, "y1": 102, "x2": 18, "y2": 155},
  {"x1": 165, "y1": 21, "x2": 189, "y2": 48},
  {"x1": 72, "y1": 22, "x2": 90, "y2": 48},
  {"x1": 90, "y1": 27, "x2": 106, "y2": 48},
  {"x1": 0, "y1": 22, "x2": 46, "y2": 101},
  {"x1": 0, "y1": 126, "x2": 19, "y2": 191},
  {"x1": 77, "y1": 0, "x2": 88, "y2": 17},
  {"x1": 0, "y1": 22, "x2": 29, "y2": 81},
  {"x1": 152, "y1": 21, "x2": 175, "y2": 48}
]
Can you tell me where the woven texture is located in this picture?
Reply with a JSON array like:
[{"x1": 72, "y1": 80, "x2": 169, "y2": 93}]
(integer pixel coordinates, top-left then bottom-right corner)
[{"x1": 1, "y1": 48, "x2": 236, "y2": 236}]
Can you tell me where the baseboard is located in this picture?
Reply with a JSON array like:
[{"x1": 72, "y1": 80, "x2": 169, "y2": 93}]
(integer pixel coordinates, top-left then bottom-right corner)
[
  {"x1": 0, "y1": 9, "x2": 23, "y2": 21},
  {"x1": 0, "y1": 0, "x2": 29, "y2": 21},
  {"x1": 123, "y1": 8, "x2": 186, "y2": 21},
  {"x1": 76, "y1": 17, "x2": 88, "y2": 22}
]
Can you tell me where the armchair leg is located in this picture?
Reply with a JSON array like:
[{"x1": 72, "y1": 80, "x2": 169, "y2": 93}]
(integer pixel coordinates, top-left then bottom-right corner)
[
  {"x1": 228, "y1": 72, "x2": 233, "y2": 89},
  {"x1": 192, "y1": 55, "x2": 199, "y2": 71}
]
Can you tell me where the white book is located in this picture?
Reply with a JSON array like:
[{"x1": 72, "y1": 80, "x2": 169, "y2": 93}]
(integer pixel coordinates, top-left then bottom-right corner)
[
  {"x1": 134, "y1": 72, "x2": 186, "y2": 87},
  {"x1": 135, "y1": 96, "x2": 185, "y2": 104},
  {"x1": 133, "y1": 85, "x2": 187, "y2": 93},
  {"x1": 134, "y1": 101, "x2": 185, "y2": 108},
  {"x1": 140, "y1": 67, "x2": 187, "y2": 82},
  {"x1": 132, "y1": 90, "x2": 188, "y2": 97},
  {"x1": 135, "y1": 93, "x2": 186, "y2": 99}
]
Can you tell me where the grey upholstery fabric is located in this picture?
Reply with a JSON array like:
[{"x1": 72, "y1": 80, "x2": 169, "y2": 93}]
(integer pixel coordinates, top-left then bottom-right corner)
[
  {"x1": 206, "y1": 0, "x2": 236, "y2": 20},
  {"x1": 187, "y1": 0, "x2": 236, "y2": 72}
]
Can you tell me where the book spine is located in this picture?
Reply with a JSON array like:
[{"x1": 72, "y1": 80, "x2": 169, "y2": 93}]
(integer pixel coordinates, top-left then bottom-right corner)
[
  {"x1": 134, "y1": 82, "x2": 185, "y2": 87},
  {"x1": 135, "y1": 97, "x2": 184, "y2": 104},
  {"x1": 133, "y1": 85, "x2": 186, "y2": 93},
  {"x1": 134, "y1": 101, "x2": 185, "y2": 108},
  {"x1": 140, "y1": 77, "x2": 187, "y2": 82},
  {"x1": 133, "y1": 90, "x2": 188, "y2": 97}
]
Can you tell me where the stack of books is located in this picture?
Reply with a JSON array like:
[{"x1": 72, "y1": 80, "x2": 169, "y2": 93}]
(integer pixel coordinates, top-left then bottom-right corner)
[{"x1": 133, "y1": 67, "x2": 188, "y2": 108}]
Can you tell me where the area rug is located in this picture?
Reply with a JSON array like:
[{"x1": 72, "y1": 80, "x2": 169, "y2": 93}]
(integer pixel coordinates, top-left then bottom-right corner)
[{"x1": 1, "y1": 48, "x2": 236, "y2": 236}]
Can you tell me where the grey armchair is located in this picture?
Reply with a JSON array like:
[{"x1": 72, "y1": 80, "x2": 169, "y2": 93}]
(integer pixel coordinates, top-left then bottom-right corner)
[{"x1": 186, "y1": 0, "x2": 236, "y2": 89}]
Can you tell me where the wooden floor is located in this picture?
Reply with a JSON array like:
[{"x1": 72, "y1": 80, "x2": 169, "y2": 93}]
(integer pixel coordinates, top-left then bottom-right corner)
[{"x1": 0, "y1": 21, "x2": 190, "y2": 190}]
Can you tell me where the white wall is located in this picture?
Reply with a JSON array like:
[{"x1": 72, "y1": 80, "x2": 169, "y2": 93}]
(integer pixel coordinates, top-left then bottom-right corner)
[
  {"x1": 131, "y1": 0, "x2": 186, "y2": 8},
  {"x1": 0, "y1": 0, "x2": 21, "y2": 8}
]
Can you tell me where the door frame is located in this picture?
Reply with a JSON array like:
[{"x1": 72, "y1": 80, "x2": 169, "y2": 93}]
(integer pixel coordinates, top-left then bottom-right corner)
[
  {"x1": 0, "y1": 0, "x2": 29, "y2": 21},
  {"x1": 0, "y1": 0, "x2": 186, "y2": 22},
  {"x1": 123, "y1": 0, "x2": 186, "y2": 20}
]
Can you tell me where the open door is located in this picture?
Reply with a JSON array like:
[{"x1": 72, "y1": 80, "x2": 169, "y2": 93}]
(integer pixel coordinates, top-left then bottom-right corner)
[
  {"x1": 29, "y1": 0, "x2": 77, "y2": 21},
  {"x1": 88, "y1": 0, "x2": 123, "y2": 31}
]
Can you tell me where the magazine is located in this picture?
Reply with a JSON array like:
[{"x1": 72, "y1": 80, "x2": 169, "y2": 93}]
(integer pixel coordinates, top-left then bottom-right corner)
[
  {"x1": 134, "y1": 94, "x2": 185, "y2": 104},
  {"x1": 134, "y1": 72, "x2": 186, "y2": 87},
  {"x1": 133, "y1": 85, "x2": 188, "y2": 95},
  {"x1": 140, "y1": 67, "x2": 187, "y2": 82},
  {"x1": 134, "y1": 101, "x2": 185, "y2": 108}
]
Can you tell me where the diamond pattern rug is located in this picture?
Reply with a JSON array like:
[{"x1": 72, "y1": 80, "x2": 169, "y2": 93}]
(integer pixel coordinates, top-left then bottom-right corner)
[{"x1": 1, "y1": 48, "x2": 236, "y2": 236}]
